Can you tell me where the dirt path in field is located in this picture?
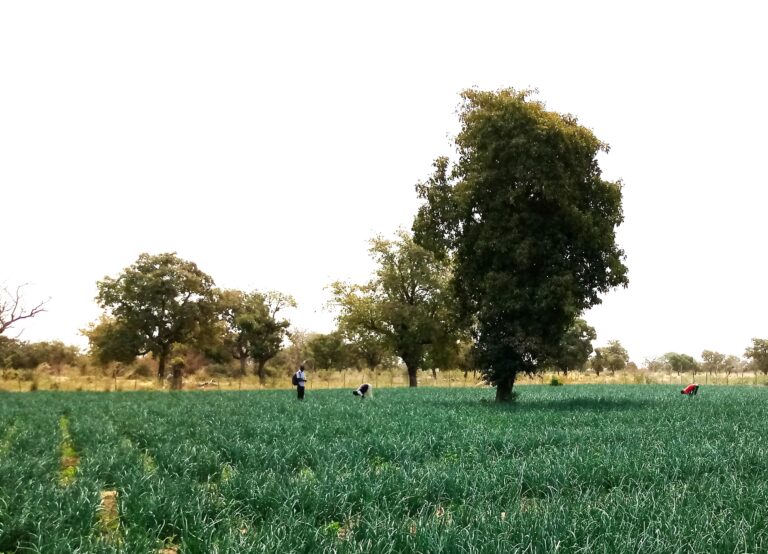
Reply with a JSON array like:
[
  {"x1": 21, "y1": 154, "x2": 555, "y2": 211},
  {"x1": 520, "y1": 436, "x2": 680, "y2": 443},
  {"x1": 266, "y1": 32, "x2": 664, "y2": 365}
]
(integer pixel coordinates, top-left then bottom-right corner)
[
  {"x1": 58, "y1": 415, "x2": 79, "y2": 486},
  {"x1": 98, "y1": 489, "x2": 123, "y2": 544}
]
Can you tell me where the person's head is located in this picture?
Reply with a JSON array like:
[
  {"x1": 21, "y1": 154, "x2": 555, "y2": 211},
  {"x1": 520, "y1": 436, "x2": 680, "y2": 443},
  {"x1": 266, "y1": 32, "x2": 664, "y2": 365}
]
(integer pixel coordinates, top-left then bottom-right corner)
[{"x1": 299, "y1": 364, "x2": 305, "y2": 371}]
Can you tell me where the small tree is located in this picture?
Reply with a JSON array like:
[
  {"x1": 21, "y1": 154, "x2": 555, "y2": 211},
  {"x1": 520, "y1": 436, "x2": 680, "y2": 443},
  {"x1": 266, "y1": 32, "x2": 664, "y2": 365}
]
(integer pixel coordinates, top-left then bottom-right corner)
[
  {"x1": 590, "y1": 348, "x2": 606, "y2": 376},
  {"x1": 723, "y1": 354, "x2": 741, "y2": 383},
  {"x1": 247, "y1": 291, "x2": 295, "y2": 383},
  {"x1": 215, "y1": 289, "x2": 293, "y2": 379},
  {"x1": 307, "y1": 332, "x2": 351, "y2": 370},
  {"x1": 547, "y1": 319, "x2": 596, "y2": 375},
  {"x1": 642, "y1": 356, "x2": 668, "y2": 372},
  {"x1": 664, "y1": 352, "x2": 699, "y2": 379},
  {"x1": 83, "y1": 316, "x2": 142, "y2": 367},
  {"x1": 701, "y1": 350, "x2": 726, "y2": 375},
  {"x1": 331, "y1": 231, "x2": 455, "y2": 387},
  {"x1": 602, "y1": 340, "x2": 630, "y2": 374}
]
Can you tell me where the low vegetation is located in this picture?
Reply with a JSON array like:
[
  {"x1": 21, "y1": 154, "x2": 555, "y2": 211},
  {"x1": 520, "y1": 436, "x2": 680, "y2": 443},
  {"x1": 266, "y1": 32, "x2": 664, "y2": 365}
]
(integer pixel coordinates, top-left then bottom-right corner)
[{"x1": 1, "y1": 386, "x2": 768, "y2": 552}]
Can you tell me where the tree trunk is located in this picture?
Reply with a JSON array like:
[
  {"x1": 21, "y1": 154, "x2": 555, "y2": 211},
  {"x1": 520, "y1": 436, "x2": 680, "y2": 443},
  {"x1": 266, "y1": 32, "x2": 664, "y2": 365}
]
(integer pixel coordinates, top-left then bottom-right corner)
[
  {"x1": 495, "y1": 374, "x2": 516, "y2": 402},
  {"x1": 404, "y1": 360, "x2": 418, "y2": 387},
  {"x1": 171, "y1": 366, "x2": 183, "y2": 390},
  {"x1": 239, "y1": 355, "x2": 247, "y2": 377},
  {"x1": 431, "y1": 368, "x2": 437, "y2": 380},
  {"x1": 402, "y1": 353, "x2": 420, "y2": 388},
  {"x1": 157, "y1": 354, "x2": 166, "y2": 382},
  {"x1": 408, "y1": 369, "x2": 418, "y2": 387},
  {"x1": 257, "y1": 360, "x2": 267, "y2": 384}
]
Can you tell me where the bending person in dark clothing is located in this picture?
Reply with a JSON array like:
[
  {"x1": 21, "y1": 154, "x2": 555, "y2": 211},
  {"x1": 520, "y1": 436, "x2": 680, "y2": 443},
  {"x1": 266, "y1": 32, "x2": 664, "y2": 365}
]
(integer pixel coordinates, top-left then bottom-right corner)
[{"x1": 352, "y1": 383, "x2": 372, "y2": 399}]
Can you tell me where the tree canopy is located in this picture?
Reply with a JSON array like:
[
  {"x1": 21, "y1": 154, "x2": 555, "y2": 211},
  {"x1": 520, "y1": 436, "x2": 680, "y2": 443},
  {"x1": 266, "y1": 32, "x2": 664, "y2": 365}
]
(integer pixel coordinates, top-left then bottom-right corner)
[
  {"x1": 93, "y1": 252, "x2": 217, "y2": 385},
  {"x1": 217, "y1": 289, "x2": 295, "y2": 380},
  {"x1": 548, "y1": 319, "x2": 596, "y2": 375},
  {"x1": 331, "y1": 231, "x2": 456, "y2": 387},
  {"x1": 600, "y1": 340, "x2": 630, "y2": 374},
  {"x1": 664, "y1": 352, "x2": 699, "y2": 376},
  {"x1": 413, "y1": 88, "x2": 628, "y2": 400},
  {"x1": 745, "y1": 338, "x2": 768, "y2": 375}
]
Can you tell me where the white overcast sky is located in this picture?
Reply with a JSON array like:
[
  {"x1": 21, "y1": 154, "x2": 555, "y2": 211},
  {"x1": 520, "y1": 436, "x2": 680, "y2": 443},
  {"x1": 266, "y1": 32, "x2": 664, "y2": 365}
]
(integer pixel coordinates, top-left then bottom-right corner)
[{"x1": 2, "y1": 1, "x2": 766, "y2": 363}]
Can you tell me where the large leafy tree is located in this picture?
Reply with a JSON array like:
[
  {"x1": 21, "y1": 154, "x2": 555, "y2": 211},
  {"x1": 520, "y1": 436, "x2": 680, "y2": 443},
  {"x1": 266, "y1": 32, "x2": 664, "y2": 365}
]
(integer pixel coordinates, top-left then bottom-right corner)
[
  {"x1": 93, "y1": 252, "x2": 216, "y2": 384},
  {"x1": 331, "y1": 231, "x2": 455, "y2": 387},
  {"x1": 664, "y1": 352, "x2": 699, "y2": 377},
  {"x1": 414, "y1": 88, "x2": 628, "y2": 400},
  {"x1": 745, "y1": 338, "x2": 768, "y2": 375}
]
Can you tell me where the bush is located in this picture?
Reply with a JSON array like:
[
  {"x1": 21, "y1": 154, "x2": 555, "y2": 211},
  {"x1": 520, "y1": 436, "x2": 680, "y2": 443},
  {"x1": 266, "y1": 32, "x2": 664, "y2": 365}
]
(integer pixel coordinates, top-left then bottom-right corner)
[
  {"x1": 205, "y1": 363, "x2": 238, "y2": 377},
  {"x1": 129, "y1": 359, "x2": 154, "y2": 378},
  {"x1": 550, "y1": 376, "x2": 563, "y2": 386}
]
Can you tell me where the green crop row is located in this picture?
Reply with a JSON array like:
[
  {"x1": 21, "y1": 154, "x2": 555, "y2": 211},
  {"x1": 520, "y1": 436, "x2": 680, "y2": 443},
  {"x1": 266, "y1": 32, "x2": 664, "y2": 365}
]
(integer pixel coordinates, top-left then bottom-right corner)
[{"x1": 1, "y1": 385, "x2": 767, "y2": 552}]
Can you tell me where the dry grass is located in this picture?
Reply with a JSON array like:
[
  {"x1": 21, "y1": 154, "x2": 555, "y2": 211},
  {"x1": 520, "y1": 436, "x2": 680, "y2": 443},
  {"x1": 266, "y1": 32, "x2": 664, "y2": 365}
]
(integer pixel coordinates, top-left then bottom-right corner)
[{"x1": 0, "y1": 367, "x2": 765, "y2": 393}]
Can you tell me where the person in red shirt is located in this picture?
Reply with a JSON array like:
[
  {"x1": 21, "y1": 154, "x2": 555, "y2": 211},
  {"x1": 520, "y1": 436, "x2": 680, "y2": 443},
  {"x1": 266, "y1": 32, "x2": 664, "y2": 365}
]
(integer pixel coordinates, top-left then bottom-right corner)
[{"x1": 681, "y1": 383, "x2": 699, "y2": 395}]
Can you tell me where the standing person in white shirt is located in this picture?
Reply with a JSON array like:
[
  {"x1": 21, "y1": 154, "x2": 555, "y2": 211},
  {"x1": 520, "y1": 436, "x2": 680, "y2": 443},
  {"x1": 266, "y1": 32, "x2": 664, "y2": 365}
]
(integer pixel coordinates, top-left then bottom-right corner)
[{"x1": 294, "y1": 364, "x2": 307, "y2": 400}]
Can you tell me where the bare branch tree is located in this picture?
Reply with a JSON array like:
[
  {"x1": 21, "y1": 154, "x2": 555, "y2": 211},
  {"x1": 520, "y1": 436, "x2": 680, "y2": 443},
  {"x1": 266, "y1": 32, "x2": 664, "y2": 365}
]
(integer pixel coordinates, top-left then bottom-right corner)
[{"x1": 0, "y1": 283, "x2": 49, "y2": 336}]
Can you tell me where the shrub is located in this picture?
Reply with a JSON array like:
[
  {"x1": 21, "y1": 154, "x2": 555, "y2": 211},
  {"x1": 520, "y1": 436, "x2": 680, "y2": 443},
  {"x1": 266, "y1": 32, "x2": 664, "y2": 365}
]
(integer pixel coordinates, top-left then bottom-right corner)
[
  {"x1": 129, "y1": 360, "x2": 153, "y2": 378},
  {"x1": 205, "y1": 363, "x2": 238, "y2": 377},
  {"x1": 550, "y1": 376, "x2": 563, "y2": 386}
]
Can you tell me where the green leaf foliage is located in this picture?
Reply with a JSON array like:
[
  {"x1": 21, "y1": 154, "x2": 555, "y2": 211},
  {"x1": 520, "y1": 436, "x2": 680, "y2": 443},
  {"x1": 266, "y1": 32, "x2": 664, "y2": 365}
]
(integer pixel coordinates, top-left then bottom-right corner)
[
  {"x1": 216, "y1": 289, "x2": 295, "y2": 381},
  {"x1": 745, "y1": 338, "x2": 768, "y2": 374},
  {"x1": 307, "y1": 332, "x2": 351, "y2": 370},
  {"x1": 546, "y1": 319, "x2": 596, "y2": 375},
  {"x1": 331, "y1": 231, "x2": 456, "y2": 386},
  {"x1": 94, "y1": 253, "x2": 216, "y2": 379},
  {"x1": 413, "y1": 88, "x2": 628, "y2": 400},
  {"x1": 663, "y1": 352, "x2": 699, "y2": 375},
  {"x1": 4, "y1": 387, "x2": 768, "y2": 552}
]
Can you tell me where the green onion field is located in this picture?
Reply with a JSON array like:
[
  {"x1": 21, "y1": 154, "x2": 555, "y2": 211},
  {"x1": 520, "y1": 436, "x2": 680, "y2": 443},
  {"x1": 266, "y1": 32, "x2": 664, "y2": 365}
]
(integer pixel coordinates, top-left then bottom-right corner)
[{"x1": 1, "y1": 385, "x2": 767, "y2": 553}]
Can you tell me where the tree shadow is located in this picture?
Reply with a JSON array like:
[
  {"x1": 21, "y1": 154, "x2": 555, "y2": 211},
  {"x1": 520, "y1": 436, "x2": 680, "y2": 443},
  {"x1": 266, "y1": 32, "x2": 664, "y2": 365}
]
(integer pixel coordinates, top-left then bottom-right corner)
[
  {"x1": 428, "y1": 395, "x2": 661, "y2": 413},
  {"x1": 521, "y1": 396, "x2": 660, "y2": 412}
]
